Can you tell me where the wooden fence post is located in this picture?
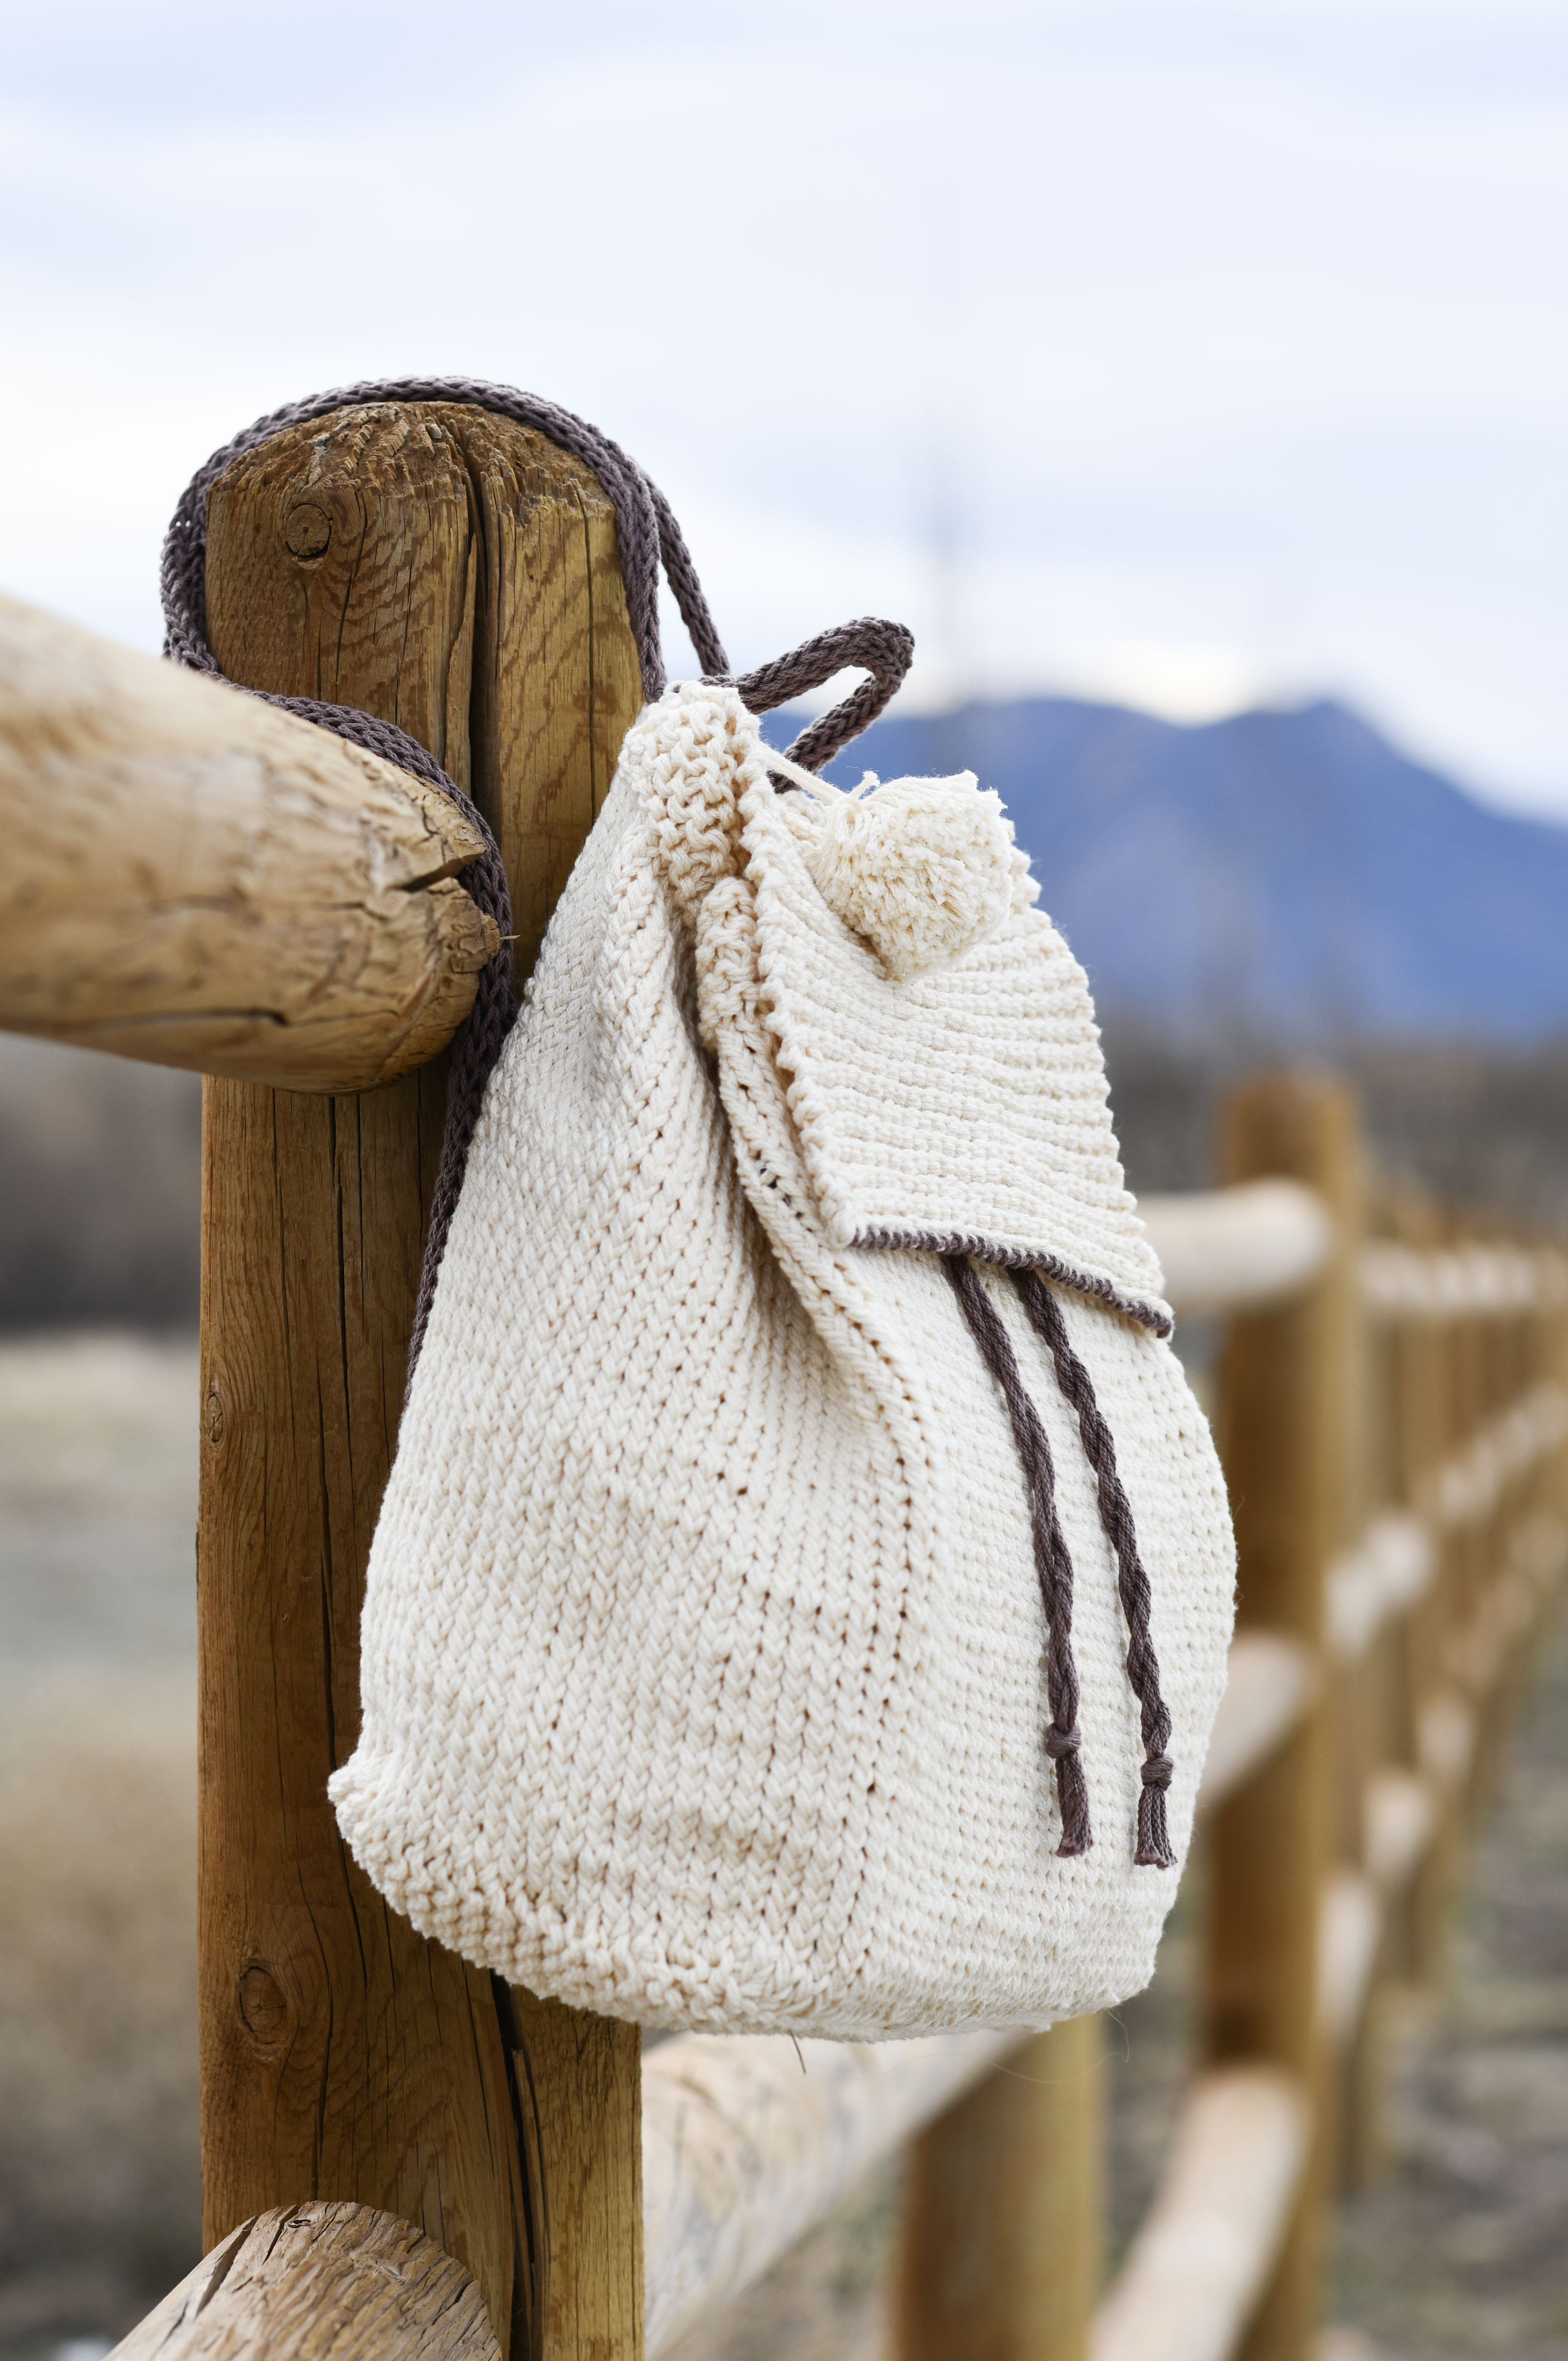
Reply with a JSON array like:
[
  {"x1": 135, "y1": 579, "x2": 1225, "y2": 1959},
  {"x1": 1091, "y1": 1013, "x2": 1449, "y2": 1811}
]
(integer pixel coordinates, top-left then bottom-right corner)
[
  {"x1": 892, "y1": 2018, "x2": 1104, "y2": 2361},
  {"x1": 198, "y1": 399, "x2": 644, "y2": 2360},
  {"x1": 1204, "y1": 1075, "x2": 1363, "y2": 2361}
]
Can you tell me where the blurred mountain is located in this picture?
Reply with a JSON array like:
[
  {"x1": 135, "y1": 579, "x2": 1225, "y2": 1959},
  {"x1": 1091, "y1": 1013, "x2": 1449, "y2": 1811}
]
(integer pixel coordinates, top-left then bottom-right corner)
[{"x1": 792, "y1": 695, "x2": 1568, "y2": 1044}]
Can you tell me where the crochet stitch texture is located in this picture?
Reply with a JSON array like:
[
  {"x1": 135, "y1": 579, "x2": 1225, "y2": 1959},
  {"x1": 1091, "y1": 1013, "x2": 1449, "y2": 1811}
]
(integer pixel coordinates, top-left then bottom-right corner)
[{"x1": 329, "y1": 685, "x2": 1236, "y2": 2036}]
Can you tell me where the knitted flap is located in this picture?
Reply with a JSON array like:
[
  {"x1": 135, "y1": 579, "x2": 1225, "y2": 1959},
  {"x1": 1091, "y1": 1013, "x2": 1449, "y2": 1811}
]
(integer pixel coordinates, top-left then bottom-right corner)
[{"x1": 635, "y1": 684, "x2": 1173, "y2": 1335}]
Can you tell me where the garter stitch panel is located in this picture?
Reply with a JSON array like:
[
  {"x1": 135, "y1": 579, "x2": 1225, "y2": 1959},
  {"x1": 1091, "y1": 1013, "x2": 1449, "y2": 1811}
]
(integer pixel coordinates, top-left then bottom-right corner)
[
  {"x1": 739, "y1": 762, "x2": 1171, "y2": 1324},
  {"x1": 329, "y1": 686, "x2": 1235, "y2": 2037}
]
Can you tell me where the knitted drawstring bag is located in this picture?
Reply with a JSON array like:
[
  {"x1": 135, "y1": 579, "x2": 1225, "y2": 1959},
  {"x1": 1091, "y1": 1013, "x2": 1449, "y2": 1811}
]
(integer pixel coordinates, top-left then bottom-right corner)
[{"x1": 167, "y1": 381, "x2": 1236, "y2": 2040}]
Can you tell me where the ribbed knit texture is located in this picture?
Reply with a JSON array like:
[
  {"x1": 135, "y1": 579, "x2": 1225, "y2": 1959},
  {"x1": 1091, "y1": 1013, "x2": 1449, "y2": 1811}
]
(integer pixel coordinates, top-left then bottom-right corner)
[{"x1": 329, "y1": 685, "x2": 1235, "y2": 2037}]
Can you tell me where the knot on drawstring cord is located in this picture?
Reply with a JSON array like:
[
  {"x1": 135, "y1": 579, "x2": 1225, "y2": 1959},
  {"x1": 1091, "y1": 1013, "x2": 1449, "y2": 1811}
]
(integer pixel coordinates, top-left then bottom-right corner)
[
  {"x1": 1045, "y1": 1718, "x2": 1092, "y2": 1857},
  {"x1": 1133, "y1": 1753, "x2": 1177, "y2": 1870}
]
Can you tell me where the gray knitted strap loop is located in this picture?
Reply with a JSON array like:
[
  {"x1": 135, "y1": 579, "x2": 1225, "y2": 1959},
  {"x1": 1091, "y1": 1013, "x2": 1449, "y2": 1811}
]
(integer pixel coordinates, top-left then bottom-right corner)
[
  {"x1": 648, "y1": 481, "x2": 731, "y2": 677},
  {"x1": 720, "y1": 616, "x2": 916, "y2": 775},
  {"x1": 160, "y1": 374, "x2": 700, "y2": 704}
]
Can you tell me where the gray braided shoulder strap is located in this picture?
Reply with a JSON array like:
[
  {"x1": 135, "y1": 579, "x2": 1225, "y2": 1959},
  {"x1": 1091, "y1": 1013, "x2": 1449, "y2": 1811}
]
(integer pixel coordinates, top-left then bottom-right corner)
[{"x1": 160, "y1": 377, "x2": 914, "y2": 1373}]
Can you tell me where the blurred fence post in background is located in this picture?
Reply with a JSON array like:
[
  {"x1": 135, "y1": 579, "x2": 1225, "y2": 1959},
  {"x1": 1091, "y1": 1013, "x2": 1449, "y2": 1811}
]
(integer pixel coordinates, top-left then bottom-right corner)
[
  {"x1": 197, "y1": 402, "x2": 644, "y2": 2361},
  {"x1": 891, "y1": 2015, "x2": 1104, "y2": 2361},
  {"x1": 1205, "y1": 1078, "x2": 1363, "y2": 2361}
]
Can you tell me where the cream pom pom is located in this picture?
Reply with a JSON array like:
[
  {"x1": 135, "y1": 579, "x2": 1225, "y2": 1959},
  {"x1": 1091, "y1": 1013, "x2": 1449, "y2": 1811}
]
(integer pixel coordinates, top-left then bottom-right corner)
[{"x1": 798, "y1": 770, "x2": 1037, "y2": 981}]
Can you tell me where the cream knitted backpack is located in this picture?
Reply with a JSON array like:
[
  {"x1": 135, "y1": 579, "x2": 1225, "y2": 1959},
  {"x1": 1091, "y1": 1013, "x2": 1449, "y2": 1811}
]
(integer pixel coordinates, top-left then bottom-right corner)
[
  {"x1": 180, "y1": 382, "x2": 1235, "y2": 2038},
  {"x1": 327, "y1": 692, "x2": 1236, "y2": 2039}
]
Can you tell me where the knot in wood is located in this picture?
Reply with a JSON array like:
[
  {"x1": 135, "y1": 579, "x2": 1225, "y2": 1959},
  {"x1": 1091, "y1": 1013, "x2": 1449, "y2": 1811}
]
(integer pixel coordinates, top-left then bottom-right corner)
[
  {"x1": 237, "y1": 1961, "x2": 292, "y2": 2050},
  {"x1": 284, "y1": 502, "x2": 332, "y2": 560}
]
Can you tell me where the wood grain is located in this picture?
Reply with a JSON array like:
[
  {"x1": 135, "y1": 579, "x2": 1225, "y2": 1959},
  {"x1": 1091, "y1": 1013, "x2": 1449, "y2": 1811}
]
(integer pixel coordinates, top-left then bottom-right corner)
[
  {"x1": 201, "y1": 400, "x2": 644, "y2": 2361},
  {"x1": 454, "y1": 408, "x2": 642, "y2": 987},
  {"x1": 507, "y1": 1990, "x2": 644, "y2": 2361},
  {"x1": 206, "y1": 401, "x2": 641, "y2": 990},
  {"x1": 107, "y1": 2202, "x2": 499, "y2": 2361},
  {"x1": 0, "y1": 593, "x2": 495, "y2": 1089},
  {"x1": 892, "y1": 2016, "x2": 1106, "y2": 2361},
  {"x1": 206, "y1": 404, "x2": 479, "y2": 790}
]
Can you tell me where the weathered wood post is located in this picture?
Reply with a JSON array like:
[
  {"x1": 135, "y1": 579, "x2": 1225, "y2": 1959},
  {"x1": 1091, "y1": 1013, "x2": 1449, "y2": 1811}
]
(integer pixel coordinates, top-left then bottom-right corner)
[
  {"x1": 1205, "y1": 1076, "x2": 1363, "y2": 2361},
  {"x1": 199, "y1": 400, "x2": 644, "y2": 2360},
  {"x1": 892, "y1": 2017, "x2": 1105, "y2": 2361}
]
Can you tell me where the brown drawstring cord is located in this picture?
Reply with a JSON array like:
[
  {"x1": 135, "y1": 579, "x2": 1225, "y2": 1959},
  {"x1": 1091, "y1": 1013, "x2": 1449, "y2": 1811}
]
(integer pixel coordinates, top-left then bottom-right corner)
[
  {"x1": 946, "y1": 1258, "x2": 1093, "y2": 1856},
  {"x1": 948, "y1": 1257, "x2": 1177, "y2": 1869},
  {"x1": 1012, "y1": 1270, "x2": 1176, "y2": 1869}
]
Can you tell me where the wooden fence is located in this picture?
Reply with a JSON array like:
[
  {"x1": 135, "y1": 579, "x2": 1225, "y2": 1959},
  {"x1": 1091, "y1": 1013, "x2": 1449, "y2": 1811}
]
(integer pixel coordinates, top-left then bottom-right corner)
[{"x1": 2, "y1": 398, "x2": 1564, "y2": 2361}]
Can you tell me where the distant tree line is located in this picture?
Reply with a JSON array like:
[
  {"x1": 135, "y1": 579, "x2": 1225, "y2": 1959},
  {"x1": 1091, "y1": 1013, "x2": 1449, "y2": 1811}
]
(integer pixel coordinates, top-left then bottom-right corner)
[{"x1": 0, "y1": 1026, "x2": 1565, "y2": 1331}]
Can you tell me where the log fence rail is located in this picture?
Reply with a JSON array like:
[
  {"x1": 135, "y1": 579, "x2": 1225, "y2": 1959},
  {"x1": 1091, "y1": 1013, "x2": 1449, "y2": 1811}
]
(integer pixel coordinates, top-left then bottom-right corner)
[{"x1": 0, "y1": 399, "x2": 1561, "y2": 2361}]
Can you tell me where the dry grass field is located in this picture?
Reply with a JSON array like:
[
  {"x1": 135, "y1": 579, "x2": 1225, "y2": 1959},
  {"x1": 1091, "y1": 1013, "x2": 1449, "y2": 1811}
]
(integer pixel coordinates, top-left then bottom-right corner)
[{"x1": 0, "y1": 1337, "x2": 199, "y2": 2361}]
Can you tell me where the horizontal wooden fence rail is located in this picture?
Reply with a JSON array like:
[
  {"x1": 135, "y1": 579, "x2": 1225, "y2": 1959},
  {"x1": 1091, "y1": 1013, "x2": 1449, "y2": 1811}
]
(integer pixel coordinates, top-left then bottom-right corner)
[
  {"x1": 7, "y1": 546, "x2": 1563, "y2": 2361},
  {"x1": 1194, "y1": 1632, "x2": 1318, "y2": 1815},
  {"x1": 0, "y1": 594, "x2": 497, "y2": 1090},
  {"x1": 1138, "y1": 1180, "x2": 1337, "y2": 1314},
  {"x1": 110, "y1": 2203, "x2": 501, "y2": 2361},
  {"x1": 1090, "y1": 2067, "x2": 1310, "y2": 2361},
  {"x1": 641, "y1": 2029, "x2": 1017, "y2": 2354},
  {"x1": 1361, "y1": 1240, "x2": 1568, "y2": 1318}
]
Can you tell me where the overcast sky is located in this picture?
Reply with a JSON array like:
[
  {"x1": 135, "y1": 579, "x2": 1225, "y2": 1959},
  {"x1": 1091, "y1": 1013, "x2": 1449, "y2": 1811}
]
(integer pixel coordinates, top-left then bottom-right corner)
[{"x1": 4, "y1": 0, "x2": 1566, "y2": 816}]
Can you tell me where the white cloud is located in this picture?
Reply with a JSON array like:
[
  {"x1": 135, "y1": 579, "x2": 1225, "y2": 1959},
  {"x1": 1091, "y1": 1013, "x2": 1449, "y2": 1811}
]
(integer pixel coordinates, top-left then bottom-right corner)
[
  {"x1": 1, "y1": 0, "x2": 1566, "y2": 811},
  {"x1": 1042, "y1": 644, "x2": 1274, "y2": 725}
]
